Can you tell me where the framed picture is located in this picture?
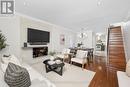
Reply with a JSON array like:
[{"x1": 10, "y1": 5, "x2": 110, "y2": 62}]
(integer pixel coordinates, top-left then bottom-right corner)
[{"x1": 60, "y1": 34, "x2": 65, "y2": 45}]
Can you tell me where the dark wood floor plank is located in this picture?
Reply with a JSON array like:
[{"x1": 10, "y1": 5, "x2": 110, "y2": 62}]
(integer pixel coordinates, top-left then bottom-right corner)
[{"x1": 86, "y1": 56, "x2": 120, "y2": 87}]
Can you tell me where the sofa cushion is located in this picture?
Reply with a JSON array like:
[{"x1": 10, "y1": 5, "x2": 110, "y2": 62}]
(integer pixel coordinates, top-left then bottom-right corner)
[
  {"x1": 126, "y1": 59, "x2": 130, "y2": 77},
  {"x1": 22, "y1": 63, "x2": 56, "y2": 87},
  {"x1": 1, "y1": 55, "x2": 21, "y2": 72},
  {"x1": 4, "y1": 62, "x2": 31, "y2": 87},
  {"x1": 76, "y1": 50, "x2": 88, "y2": 58},
  {"x1": 117, "y1": 71, "x2": 130, "y2": 87},
  {"x1": 31, "y1": 79, "x2": 48, "y2": 87},
  {"x1": 0, "y1": 68, "x2": 8, "y2": 87},
  {"x1": 56, "y1": 54, "x2": 65, "y2": 59},
  {"x1": 2, "y1": 55, "x2": 21, "y2": 65},
  {"x1": 1, "y1": 55, "x2": 11, "y2": 64}
]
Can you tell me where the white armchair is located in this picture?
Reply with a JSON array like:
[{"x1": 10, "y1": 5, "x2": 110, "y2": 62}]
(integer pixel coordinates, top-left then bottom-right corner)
[
  {"x1": 56, "y1": 48, "x2": 71, "y2": 61},
  {"x1": 71, "y1": 50, "x2": 88, "y2": 69}
]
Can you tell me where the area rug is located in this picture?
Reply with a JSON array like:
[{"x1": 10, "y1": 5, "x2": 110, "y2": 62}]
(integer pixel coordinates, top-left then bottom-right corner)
[{"x1": 31, "y1": 62, "x2": 95, "y2": 87}]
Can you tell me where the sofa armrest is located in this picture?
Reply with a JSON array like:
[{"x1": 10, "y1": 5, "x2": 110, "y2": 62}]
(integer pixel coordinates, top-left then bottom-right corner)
[
  {"x1": 117, "y1": 71, "x2": 130, "y2": 87},
  {"x1": 22, "y1": 63, "x2": 56, "y2": 87}
]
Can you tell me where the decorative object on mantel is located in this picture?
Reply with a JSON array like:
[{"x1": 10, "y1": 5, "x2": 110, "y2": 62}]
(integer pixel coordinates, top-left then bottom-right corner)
[
  {"x1": 60, "y1": 34, "x2": 65, "y2": 45},
  {"x1": 0, "y1": 30, "x2": 7, "y2": 50},
  {"x1": 49, "y1": 51, "x2": 56, "y2": 56}
]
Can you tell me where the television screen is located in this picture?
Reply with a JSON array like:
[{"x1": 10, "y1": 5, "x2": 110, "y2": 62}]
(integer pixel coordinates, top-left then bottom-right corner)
[{"x1": 27, "y1": 28, "x2": 50, "y2": 43}]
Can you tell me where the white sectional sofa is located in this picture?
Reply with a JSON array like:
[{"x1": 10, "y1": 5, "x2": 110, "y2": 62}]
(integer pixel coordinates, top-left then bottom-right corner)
[
  {"x1": 0, "y1": 55, "x2": 55, "y2": 87},
  {"x1": 117, "y1": 71, "x2": 130, "y2": 87}
]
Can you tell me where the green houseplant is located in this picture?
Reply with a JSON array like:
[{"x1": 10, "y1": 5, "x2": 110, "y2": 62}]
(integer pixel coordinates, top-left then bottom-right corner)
[
  {"x1": 0, "y1": 30, "x2": 7, "y2": 50},
  {"x1": 49, "y1": 51, "x2": 56, "y2": 56}
]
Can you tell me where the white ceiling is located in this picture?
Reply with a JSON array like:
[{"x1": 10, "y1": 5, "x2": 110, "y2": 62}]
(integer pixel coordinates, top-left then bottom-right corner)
[{"x1": 15, "y1": 0, "x2": 130, "y2": 32}]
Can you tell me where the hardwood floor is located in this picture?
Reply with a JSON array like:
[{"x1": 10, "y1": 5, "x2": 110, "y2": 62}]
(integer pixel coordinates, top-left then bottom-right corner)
[
  {"x1": 86, "y1": 55, "x2": 122, "y2": 87},
  {"x1": 86, "y1": 27, "x2": 126, "y2": 87}
]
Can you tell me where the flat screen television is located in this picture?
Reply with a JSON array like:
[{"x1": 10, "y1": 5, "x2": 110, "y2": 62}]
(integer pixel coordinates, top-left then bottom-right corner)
[{"x1": 27, "y1": 28, "x2": 50, "y2": 43}]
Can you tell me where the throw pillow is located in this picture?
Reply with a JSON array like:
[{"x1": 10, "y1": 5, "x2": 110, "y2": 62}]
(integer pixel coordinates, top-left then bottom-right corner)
[
  {"x1": 1, "y1": 55, "x2": 11, "y2": 64},
  {"x1": 1, "y1": 63, "x2": 8, "y2": 73},
  {"x1": 4, "y1": 62, "x2": 31, "y2": 87},
  {"x1": 76, "y1": 50, "x2": 88, "y2": 58},
  {"x1": 126, "y1": 59, "x2": 130, "y2": 77},
  {"x1": 10, "y1": 55, "x2": 21, "y2": 66},
  {"x1": 1, "y1": 55, "x2": 21, "y2": 72}
]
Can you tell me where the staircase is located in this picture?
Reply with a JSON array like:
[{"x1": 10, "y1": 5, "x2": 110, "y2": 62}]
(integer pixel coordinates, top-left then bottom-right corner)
[{"x1": 107, "y1": 26, "x2": 126, "y2": 70}]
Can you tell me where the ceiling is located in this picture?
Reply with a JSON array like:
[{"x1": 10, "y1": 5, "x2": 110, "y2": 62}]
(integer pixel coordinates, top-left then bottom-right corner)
[{"x1": 15, "y1": 0, "x2": 130, "y2": 32}]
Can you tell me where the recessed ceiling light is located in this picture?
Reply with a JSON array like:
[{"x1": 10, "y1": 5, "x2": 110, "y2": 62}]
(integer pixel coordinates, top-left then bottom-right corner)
[
  {"x1": 97, "y1": 0, "x2": 102, "y2": 6},
  {"x1": 23, "y1": 2, "x2": 26, "y2": 6}
]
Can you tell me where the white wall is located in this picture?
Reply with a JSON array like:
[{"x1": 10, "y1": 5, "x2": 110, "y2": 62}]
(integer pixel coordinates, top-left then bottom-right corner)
[
  {"x1": 0, "y1": 16, "x2": 21, "y2": 60},
  {"x1": 20, "y1": 16, "x2": 53, "y2": 62},
  {"x1": 52, "y1": 25, "x2": 76, "y2": 52},
  {"x1": 122, "y1": 21, "x2": 130, "y2": 61},
  {"x1": 19, "y1": 16, "x2": 76, "y2": 63},
  {"x1": 0, "y1": 15, "x2": 76, "y2": 64},
  {"x1": 77, "y1": 15, "x2": 125, "y2": 33},
  {"x1": 76, "y1": 30, "x2": 93, "y2": 48}
]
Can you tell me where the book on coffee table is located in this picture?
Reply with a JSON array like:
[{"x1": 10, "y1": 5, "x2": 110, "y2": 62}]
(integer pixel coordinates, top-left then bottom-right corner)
[
  {"x1": 55, "y1": 60, "x2": 62, "y2": 64},
  {"x1": 48, "y1": 61, "x2": 55, "y2": 65}
]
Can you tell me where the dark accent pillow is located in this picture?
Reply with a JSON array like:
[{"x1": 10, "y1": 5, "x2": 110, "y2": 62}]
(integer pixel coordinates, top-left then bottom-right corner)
[{"x1": 4, "y1": 62, "x2": 31, "y2": 87}]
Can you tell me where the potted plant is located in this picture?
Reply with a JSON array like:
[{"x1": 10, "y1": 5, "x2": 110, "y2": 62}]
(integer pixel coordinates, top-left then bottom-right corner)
[
  {"x1": 49, "y1": 51, "x2": 56, "y2": 56},
  {"x1": 0, "y1": 30, "x2": 7, "y2": 50}
]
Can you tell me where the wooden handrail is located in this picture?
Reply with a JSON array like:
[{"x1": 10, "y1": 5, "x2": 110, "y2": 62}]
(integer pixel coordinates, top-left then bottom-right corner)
[
  {"x1": 106, "y1": 27, "x2": 110, "y2": 65},
  {"x1": 107, "y1": 28, "x2": 110, "y2": 57}
]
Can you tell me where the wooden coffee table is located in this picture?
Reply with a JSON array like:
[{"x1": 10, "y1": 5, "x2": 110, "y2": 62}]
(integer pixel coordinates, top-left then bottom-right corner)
[{"x1": 43, "y1": 58, "x2": 65, "y2": 76}]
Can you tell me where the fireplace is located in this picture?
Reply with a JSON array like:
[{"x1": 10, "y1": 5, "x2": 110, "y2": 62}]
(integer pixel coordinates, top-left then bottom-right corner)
[{"x1": 33, "y1": 47, "x2": 48, "y2": 58}]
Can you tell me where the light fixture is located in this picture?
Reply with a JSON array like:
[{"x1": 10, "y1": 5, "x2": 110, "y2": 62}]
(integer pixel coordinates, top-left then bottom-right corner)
[
  {"x1": 78, "y1": 28, "x2": 87, "y2": 38},
  {"x1": 96, "y1": 33, "x2": 102, "y2": 41},
  {"x1": 23, "y1": 0, "x2": 29, "y2": 6},
  {"x1": 97, "y1": 0, "x2": 102, "y2": 6},
  {"x1": 23, "y1": 2, "x2": 26, "y2": 6}
]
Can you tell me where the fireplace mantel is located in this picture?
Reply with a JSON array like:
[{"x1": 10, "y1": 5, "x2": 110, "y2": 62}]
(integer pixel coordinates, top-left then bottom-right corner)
[{"x1": 23, "y1": 42, "x2": 48, "y2": 48}]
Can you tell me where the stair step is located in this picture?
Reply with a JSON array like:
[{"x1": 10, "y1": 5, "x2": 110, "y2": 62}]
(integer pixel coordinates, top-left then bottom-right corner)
[
  {"x1": 110, "y1": 33, "x2": 122, "y2": 35},
  {"x1": 109, "y1": 49, "x2": 124, "y2": 52},
  {"x1": 109, "y1": 57, "x2": 126, "y2": 61},
  {"x1": 110, "y1": 31, "x2": 121, "y2": 34},
  {"x1": 109, "y1": 53, "x2": 125, "y2": 55},
  {"x1": 109, "y1": 42, "x2": 123, "y2": 45},
  {"x1": 109, "y1": 35, "x2": 122, "y2": 37},
  {"x1": 109, "y1": 61, "x2": 126, "y2": 65},
  {"x1": 109, "y1": 55, "x2": 125, "y2": 58},
  {"x1": 109, "y1": 51, "x2": 125, "y2": 53},
  {"x1": 109, "y1": 40, "x2": 123, "y2": 42},
  {"x1": 109, "y1": 47, "x2": 124, "y2": 50},
  {"x1": 108, "y1": 27, "x2": 126, "y2": 70},
  {"x1": 109, "y1": 45, "x2": 124, "y2": 47},
  {"x1": 110, "y1": 31, "x2": 121, "y2": 33},
  {"x1": 109, "y1": 37, "x2": 123, "y2": 40},
  {"x1": 110, "y1": 29, "x2": 121, "y2": 32},
  {"x1": 108, "y1": 63, "x2": 126, "y2": 68},
  {"x1": 109, "y1": 60, "x2": 126, "y2": 63},
  {"x1": 109, "y1": 35, "x2": 122, "y2": 38}
]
